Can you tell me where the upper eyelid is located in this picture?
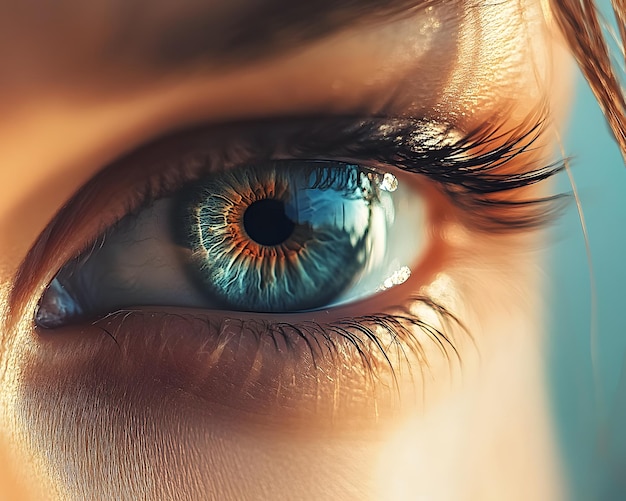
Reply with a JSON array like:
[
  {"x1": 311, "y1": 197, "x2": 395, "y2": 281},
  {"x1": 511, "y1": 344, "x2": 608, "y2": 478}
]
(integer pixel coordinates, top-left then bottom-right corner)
[
  {"x1": 177, "y1": 112, "x2": 564, "y2": 229},
  {"x1": 115, "y1": 110, "x2": 556, "y2": 193}
]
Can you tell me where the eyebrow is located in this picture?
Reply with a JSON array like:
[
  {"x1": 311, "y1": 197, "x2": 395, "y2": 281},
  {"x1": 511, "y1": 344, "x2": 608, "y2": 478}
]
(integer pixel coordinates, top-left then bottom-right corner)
[{"x1": 90, "y1": 0, "x2": 438, "y2": 70}]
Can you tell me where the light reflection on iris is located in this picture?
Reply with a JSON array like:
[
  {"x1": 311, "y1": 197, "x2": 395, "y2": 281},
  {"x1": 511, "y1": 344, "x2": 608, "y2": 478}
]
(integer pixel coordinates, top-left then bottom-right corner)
[{"x1": 377, "y1": 265, "x2": 412, "y2": 291}]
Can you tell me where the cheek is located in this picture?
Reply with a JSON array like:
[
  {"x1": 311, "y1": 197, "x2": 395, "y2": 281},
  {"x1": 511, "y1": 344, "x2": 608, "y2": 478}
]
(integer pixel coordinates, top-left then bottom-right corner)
[
  {"x1": 9, "y1": 234, "x2": 558, "y2": 501},
  {"x1": 17, "y1": 362, "x2": 384, "y2": 500}
]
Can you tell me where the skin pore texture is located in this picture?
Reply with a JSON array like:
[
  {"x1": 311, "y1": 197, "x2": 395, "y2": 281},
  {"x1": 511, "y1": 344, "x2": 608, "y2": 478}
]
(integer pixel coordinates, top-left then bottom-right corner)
[{"x1": 0, "y1": 0, "x2": 575, "y2": 500}]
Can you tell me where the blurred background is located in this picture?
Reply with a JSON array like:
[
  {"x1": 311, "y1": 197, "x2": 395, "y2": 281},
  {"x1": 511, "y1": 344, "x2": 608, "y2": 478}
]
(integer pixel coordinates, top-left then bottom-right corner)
[{"x1": 549, "y1": 11, "x2": 626, "y2": 497}]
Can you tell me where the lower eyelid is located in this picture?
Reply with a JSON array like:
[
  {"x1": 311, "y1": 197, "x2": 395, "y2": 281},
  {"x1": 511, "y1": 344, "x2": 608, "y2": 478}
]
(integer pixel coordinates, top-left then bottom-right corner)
[{"x1": 25, "y1": 299, "x2": 463, "y2": 433}]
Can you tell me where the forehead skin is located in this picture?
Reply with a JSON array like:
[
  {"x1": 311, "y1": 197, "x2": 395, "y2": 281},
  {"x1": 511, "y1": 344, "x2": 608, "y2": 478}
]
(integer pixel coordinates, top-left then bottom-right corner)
[
  {"x1": 0, "y1": 0, "x2": 437, "y2": 73},
  {"x1": 0, "y1": 0, "x2": 573, "y2": 500}
]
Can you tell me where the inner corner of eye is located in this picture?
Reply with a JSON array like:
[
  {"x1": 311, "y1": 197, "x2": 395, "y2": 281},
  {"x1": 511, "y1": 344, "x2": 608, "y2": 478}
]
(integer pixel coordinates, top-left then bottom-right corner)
[{"x1": 35, "y1": 159, "x2": 428, "y2": 328}]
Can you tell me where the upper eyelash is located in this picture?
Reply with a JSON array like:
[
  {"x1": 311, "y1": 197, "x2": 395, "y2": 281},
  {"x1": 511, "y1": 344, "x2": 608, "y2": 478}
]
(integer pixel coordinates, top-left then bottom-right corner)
[
  {"x1": 133, "y1": 109, "x2": 561, "y2": 231},
  {"x1": 273, "y1": 114, "x2": 555, "y2": 193},
  {"x1": 265, "y1": 110, "x2": 565, "y2": 230}
]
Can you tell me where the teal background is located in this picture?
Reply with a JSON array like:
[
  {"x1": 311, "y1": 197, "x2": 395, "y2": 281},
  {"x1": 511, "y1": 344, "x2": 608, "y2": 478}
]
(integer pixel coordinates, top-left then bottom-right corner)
[{"x1": 550, "y1": 30, "x2": 626, "y2": 500}]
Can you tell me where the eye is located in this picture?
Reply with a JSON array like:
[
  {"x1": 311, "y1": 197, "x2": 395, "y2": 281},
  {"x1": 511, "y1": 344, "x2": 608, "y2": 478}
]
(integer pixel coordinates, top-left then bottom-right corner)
[
  {"x1": 36, "y1": 159, "x2": 424, "y2": 326},
  {"x1": 19, "y1": 115, "x2": 558, "y2": 426}
]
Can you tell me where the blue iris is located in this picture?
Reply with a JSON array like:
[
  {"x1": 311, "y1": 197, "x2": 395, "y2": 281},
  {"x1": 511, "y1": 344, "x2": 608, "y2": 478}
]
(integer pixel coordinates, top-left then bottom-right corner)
[{"x1": 175, "y1": 161, "x2": 382, "y2": 312}]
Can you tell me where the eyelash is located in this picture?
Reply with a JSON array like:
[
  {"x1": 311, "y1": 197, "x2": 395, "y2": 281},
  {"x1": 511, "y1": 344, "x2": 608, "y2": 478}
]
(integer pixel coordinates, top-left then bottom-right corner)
[
  {"x1": 15, "y1": 111, "x2": 560, "y2": 383},
  {"x1": 118, "y1": 110, "x2": 564, "y2": 232},
  {"x1": 91, "y1": 295, "x2": 464, "y2": 386}
]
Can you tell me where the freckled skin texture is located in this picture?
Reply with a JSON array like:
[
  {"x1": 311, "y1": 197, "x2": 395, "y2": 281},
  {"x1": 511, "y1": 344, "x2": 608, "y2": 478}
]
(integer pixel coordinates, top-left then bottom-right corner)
[{"x1": 0, "y1": 1, "x2": 574, "y2": 500}]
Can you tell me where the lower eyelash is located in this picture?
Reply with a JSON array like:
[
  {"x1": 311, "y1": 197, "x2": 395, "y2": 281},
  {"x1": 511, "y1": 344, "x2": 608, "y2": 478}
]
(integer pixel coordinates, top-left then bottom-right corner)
[{"x1": 90, "y1": 295, "x2": 466, "y2": 388}]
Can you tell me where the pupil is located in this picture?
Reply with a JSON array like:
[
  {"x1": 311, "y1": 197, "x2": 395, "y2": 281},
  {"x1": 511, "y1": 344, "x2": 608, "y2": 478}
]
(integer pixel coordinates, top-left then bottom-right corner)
[{"x1": 243, "y1": 198, "x2": 295, "y2": 246}]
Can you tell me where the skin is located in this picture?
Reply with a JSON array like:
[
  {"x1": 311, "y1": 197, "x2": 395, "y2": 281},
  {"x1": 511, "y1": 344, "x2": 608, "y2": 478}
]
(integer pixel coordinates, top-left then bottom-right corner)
[{"x1": 0, "y1": 0, "x2": 574, "y2": 499}]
